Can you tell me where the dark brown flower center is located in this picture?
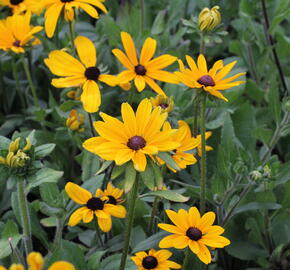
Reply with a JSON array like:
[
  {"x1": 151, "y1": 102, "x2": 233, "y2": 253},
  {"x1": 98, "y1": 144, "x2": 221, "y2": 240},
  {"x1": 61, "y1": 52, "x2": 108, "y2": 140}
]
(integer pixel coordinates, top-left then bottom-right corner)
[
  {"x1": 159, "y1": 103, "x2": 168, "y2": 109},
  {"x1": 186, "y1": 227, "x2": 202, "y2": 241},
  {"x1": 13, "y1": 40, "x2": 21, "y2": 47},
  {"x1": 107, "y1": 195, "x2": 117, "y2": 205},
  {"x1": 61, "y1": 0, "x2": 73, "y2": 2},
  {"x1": 135, "y1": 64, "x2": 146, "y2": 75},
  {"x1": 197, "y1": 75, "x2": 215, "y2": 87},
  {"x1": 10, "y1": 0, "x2": 23, "y2": 5},
  {"x1": 142, "y1": 256, "x2": 158, "y2": 269},
  {"x1": 86, "y1": 197, "x2": 104, "y2": 211},
  {"x1": 127, "y1": 136, "x2": 146, "y2": 150},
  {"x1": 85, "y1": 67, "x2": 100, "y2": 81}
]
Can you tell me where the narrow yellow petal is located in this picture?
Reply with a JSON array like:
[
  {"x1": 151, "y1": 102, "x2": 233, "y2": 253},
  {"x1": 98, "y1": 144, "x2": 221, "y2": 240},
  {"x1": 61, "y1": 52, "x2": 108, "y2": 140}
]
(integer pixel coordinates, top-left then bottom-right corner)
[
  {"x1": 65, "y1": 182, "x2": 92, "y2": 204},
  {"x1": 140, "y1": 37, "x2": 156, "y2": 65},
  {"x1": 74, "y1": 36, "x2": 96, "y2": 67},
  {"x1": 121, "y1": 32, "x2": 138, "y2": 66}
]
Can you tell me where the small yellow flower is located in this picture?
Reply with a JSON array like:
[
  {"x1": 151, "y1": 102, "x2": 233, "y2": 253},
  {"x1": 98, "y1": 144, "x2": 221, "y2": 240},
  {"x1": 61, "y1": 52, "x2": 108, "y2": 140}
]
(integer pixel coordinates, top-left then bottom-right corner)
[
  {"x1": 65, "y1": 182, "x2": 126, "y2": 232},
  {"x1": 66, "y1": 90, "x2": 80, "y2": 100},
  {"x1": 0, "y1": 12, "x2": 43, "y2": 53},
  {"x1": 0, "y1": 251, "x2": 75, "y2": 270},
  {"x1": 66, "y1": 109, "x2": 85, "y2": 132},
  {"x1": 0, "y1": 0, "x2": 42, "y2": 14},
  {"x1": 176, "y1": 54, "x2": 245, "y2": 101},
  {"x1": 83, "y1": 98, "x2": 180, "y2": 172},
  {"x1": 45, "y1": 36, "x2": 118, "y2": 113},
  {"x1": 97, "y1": 182, "x2": 125, "y2": 206},
  {"x1": 113, "y1": 32, "x2": 178, "y2": 95},
  {"x1": 42, "y1": 0, "x2": 108, "y2": 38},
  {"x1": 150, "y1": 95, "x2": 174, "y2": 113},
  {"x1": 131, "y1": 249, "x2": 181, "y2": 270},
  {"x1": 199, "y1": 6, "x2": 221, "y2": 32},
  {"x1": 158, "y1": 207, "x2": 230, "y2": 264}
]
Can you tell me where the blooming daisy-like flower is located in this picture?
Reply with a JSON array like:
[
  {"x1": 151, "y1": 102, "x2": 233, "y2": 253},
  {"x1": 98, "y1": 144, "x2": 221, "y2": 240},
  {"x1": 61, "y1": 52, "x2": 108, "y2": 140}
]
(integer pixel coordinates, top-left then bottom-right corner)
[
  {"x1": 96, "y1": 182, "x2": 125, "y2": 206},
  {"x1": 0, "y1": 0, "x2": 42, "y2": 14},
  {"x1": 0, "y1": 12, "x2": 43, "y2": 53},
  {"x1": 158, "y1": 207, "x2": 230, "y2": 264},
  {"x1": 176, "y1": 54, "x2": 245, "y2": 101},
  {"x1": 150, "y1": 95, "x2": 174, "y2": 113},
  {"x1": 113, "y1": 32, "x2": 178, "y2": 95},
  {"x1": 42, "y1": 0, "x2": 107, "y2": 38},
  {"x1": 157, "y1": 121, "x2": 200, "y2": 171},
  {"x1": 65, "y1": 182, "x2": 126, "y2": 232},
  {"x1": 83, "y1": 98, "x2": 180, "y2": 172},
  {"x1": 131, "y1": 249, "x2": 181, "y2": 270},
  {"x1": 0, "y1": 251, "x2": 75, "y2": 270},
  {"x1": 44, "y1": 36, "x2": 117, "y2": 113}
]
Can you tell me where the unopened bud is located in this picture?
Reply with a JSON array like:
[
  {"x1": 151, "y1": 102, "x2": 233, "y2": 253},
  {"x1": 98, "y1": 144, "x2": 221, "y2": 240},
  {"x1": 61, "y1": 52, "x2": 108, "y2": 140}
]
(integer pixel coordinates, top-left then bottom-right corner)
[
  {"x1": 8, "y1": 138, "x2": 20, "y2": 153},
  {"x1": 199, "y1": 6, "x2": 221, "y2": 32},
  {"x1": 250, "y1": 170, "x2": 262, "y2": 181},
  {"x1": 66, "y1": 110, "x2": 85, "y2": 132}
]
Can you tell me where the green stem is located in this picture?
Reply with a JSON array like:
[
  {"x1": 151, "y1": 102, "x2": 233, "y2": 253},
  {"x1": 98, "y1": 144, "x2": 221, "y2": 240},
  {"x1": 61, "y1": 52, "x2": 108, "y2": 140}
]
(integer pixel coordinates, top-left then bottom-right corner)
[
  {"x1": 140, "y1": 0, "x2": 145, "y2": 32},
  {"x1": 182, "y1": 248, "x2": 191, "y2": 270},
  {"x1": 119, "y1": 175, "x2": 140, "y2": 270},
  {"x1": 53, "y1": 217, "x2": 63, "y2": 249},
  {"x1": 148, "y1": 196, "x2": 159, "y2": 235},
  {"x1": 192, "y1": 95, "x2": 200, "y2": 137},
  {"x1": 12, "y1": 57, "x2": 25, "y2": 108},
  {"x1": 68, "y1": 20, "x2": 76, "y2": 53},
  {"x1": 21, "y1": 55, "x2": 39, "y2": 108},
  {"x1": 88, "y1": 113, "x2": 97, "y2": 137},
  {"x1": 17, "y1": 180, "x2": 33, "y2": 256},
  {"x1": 199, "y1": 33, "x2": 205, "y2": 55},
  {"x1": 200, "y1": 94, "x2": 207, "y2": 214},
  {"x1": 94, "y1": 217, "x2": 104, "y2": 247}
]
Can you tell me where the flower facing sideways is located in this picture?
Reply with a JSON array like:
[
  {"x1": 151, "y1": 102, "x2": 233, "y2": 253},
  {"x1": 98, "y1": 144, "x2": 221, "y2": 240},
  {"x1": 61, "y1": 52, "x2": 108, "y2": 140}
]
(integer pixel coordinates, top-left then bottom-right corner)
[
  {"x1": 131, "y1": 249, "x2": 181, "y2": 270},
  {"x1": 0, "y1": 251, "x2": 75, "y2": 270},
  {"x1": 83, "y1": 98, "x2": 180, "y2": 172},
  {"x1": 45, "y1": 36, "x2": 118, "y2": 113},
  {"x1": 65, "y1": 182, "x2": 126, "y2": 232},
  {"x1": 42, "y1": 0, "x2": 108, "y2": 38},
  {"x1": 150, "y1": 95, "x2": 174, "y2": 113},
  {"x1": 158, "y1": 207, "x2": 230, "y2": 264},
  {"x1": 176, "y1": 54, "x2": 245, "y2": 101},
  {"x1": 0, "y1": 0, "x2": 42, "y2": 14},
  {"x1": 0, "y1": 12, "x2": 43, "y2": 53},
  {"x1": 113, "y1": 32, "x2": 178, "y2": 95}
]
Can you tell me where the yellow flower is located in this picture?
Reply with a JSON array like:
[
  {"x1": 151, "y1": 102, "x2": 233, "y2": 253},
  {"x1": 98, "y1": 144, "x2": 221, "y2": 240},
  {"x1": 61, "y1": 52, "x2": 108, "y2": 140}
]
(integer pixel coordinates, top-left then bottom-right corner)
[
  {"x1": 83, "y1": 98, "x2": 180, "y2": 172},
  {"x1": 199, "y1": 6, "x2": 221, "y2": 32},
  {"x1": 0, "y1": 251, "x2": 75, "y2": 270},
  {"x1": 65, "y1": 182, "x2": 126, "y2": 232},
  {"x1": 66, "y1": 90, "x2": 80, "y2": 100},
  {"x1": 158, "y1": 121, "x2": 200, "y2": 171},
  {"x1": 0, "y1": 0, "x2": 42, "y2": 14},
  {"x1": 119, "y1": 82, "x2": 131, "y2": 91},
  {"x1": 158, "y1": 207, "x2": 230, "y2": 264},
  {"x1": 42, "y1": 0, "x2": 107, "y2": 38},
  {"x1": 113, "y1": 32, "x2": 178, "y2": 95},
  {"x1": 150, "y1": 95, "x2": 174, "y2": 113},
  {"x1": 44, "y1": 36, "x2": 118, "y2": 113},
  {"x1": 0, "y1": 12, "x2": 43, "y2": 53},
  {"x1": 66, "y1": 109, "x2": 85, "y2": 132},
  {"x1": 131, "y1": 249, "x2": 181, "y2": 270},
  {"x1": 97, "y1": 182, "x2": 125, "y2": 206},
  {"x1": 196, "y1": 132, "x2": 213, "y2": 157},
  {"x1": 176, "y1": 55, "x2": 246, "y2": 101}
]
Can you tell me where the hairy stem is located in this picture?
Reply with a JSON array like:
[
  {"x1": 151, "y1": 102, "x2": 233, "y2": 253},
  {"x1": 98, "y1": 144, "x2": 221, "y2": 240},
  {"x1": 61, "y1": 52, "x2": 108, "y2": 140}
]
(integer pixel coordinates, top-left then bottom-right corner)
[
  {"x1": 148, "y1": 196, "x2": 159, "y2": 235},
  {"x1": 119, "y1": 175, "x2": 140, "y2": 270}
]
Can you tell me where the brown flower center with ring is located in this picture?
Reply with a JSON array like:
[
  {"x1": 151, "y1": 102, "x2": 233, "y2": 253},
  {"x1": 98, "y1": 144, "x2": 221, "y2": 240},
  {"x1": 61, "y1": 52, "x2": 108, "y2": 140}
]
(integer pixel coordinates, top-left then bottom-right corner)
[
  {"x1": 85, "y1": 67, "x2": 100, "y2": 81},
  {"x1": 135, "y1": 64, "x2": 147, "y2": 76},
  {"x1": 107, "y1": 195, "x2": 117, "y2": 205},
  {"x1": 197, "y1": 75, "x2": 215, "y2": 87},
  {"x1": 86, "y1": 197, "x2": 104, "y2": 211},
  {"x1": 159, "y1": 103, "x2": 169, "y2": 109},
  {"x1": 142, "y1": 256, "x2": 158, "y2": 269},
  {"x1": 13, "y1": 40, "x2": 21, "y2": 47},
  {"x1": 10, "y1": 0, "x2": 23, "y2": 5},
  {"x1": 186, "y1": 227, "x2": 203, "y2": 241},
  {"x1": 61, "y1": 0, "x2": 73, "y2": 2},
  {"x1": 127, "y1": 136, "x2": 146, "y2": 151}
]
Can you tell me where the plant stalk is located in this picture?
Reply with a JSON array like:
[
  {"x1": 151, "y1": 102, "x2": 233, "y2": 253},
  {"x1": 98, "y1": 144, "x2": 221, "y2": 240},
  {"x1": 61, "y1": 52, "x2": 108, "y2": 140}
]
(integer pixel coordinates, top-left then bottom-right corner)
[
  {"x1": 21, "y1": 56, "x2": 39, "y2": 108},
  {"x1": 88, "y1": 113, "x2": 97, "y2": 137},
  {"x1": 182, "y1": 248, "x2": 191, "y2": 270},
  {"x1": 148, "y1": 196, "x2": 159, "y2": 235},
  {"x1": 68, "y1": 20, "x2": 76, "y2": 53},
  {"x1": 17, "y1": 180, "x2": 33, "y2": 256},
  {"x1": 200, "y1": 94, "x2": 207, "y2": 214},
  {"x1": 119, "y1": 175, "x2": 140, "y2": 270},
  {"x1": 12, "y1": 57, "x2": 25, "y2": 108}
]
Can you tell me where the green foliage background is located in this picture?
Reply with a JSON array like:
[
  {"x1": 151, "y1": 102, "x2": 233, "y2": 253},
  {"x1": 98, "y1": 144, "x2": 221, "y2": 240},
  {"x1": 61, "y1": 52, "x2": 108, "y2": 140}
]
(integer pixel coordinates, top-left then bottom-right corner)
[{"x1": 0, "y1": 0, "x2": 289, "y2": 269}]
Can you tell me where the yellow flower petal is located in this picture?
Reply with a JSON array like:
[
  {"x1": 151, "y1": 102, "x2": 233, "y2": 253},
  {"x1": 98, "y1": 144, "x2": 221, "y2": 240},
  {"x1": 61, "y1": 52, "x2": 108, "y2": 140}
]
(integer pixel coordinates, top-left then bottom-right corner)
[
  {"x1": 97, "y1": 216, "x2": 112, "y2": 232},
  {"x1": 146, "y1": 54, "x2": 177, "y2": 70},
  {"x1": 44, "y1": 3, "x2": 63, "y2": 38},
  {"x1": 197, "y1": 54, "x2": 208, "y2": 74},
  {"x1": 27, "y1": 252, "x2": 44, "y2": 270},
  {"x1": 143, "y1": 76, "x2": 166, "y2": 95},
  {"x1": 74, "y1": 36, "x2": 96, "y2": 67},
  {"x1": 65, "y1": 182, "x2": 92, "y2": 205},
  {"x1": 134, "y1": 75, "x2": 146, "y2": 92},
  {"x1": 105, "y1": 204, "x2": 126, "y2": 218},
  {"x1": 81, "y1": 80, "x2": 101, "y2": 113},
  {"x1": 47, "y1": 261, "x2": 75, "y2": 270},
  {"x1": 112, "y1": 48, "x2": 134, "y2": 70},
  {"x1": 140, "y1": 37, "x2": 156, "y2": 65},
  {"x1": 132, "y1": 151, "x2": 147, "y2": 171},
  {"x1": 121, "y1": 32, "x2": 138, "y2": 66},
  {"x1": 68, "y1": 207, "x2": 88, "y2": 226}
]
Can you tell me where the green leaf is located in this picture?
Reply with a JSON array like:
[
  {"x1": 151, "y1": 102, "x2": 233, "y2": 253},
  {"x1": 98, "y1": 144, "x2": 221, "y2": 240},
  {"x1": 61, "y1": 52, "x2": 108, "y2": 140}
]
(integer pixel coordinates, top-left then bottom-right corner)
[
  {"x1": 100, "y1": 254, "x2": 135, "y2": 270},
  {"x1": 39, "y1": 183, "x2": 61, "y2": 207},
  {"x1": 35, "y1": 144, "x2": 56, "y2": 158},
  {"x1": 233, "y1": 202, "x2": 281, "y2": 215},
  {"x1": 27, "y1": 168, "x2": 63, "y2": 190},
  {"x1": 141, "y1": 190, "x2": 189, "y2": 202},
  {"x1": 111, "y1": 164, "x2": 126, "y2": 179},
  {"x1": 151, "y1": 10, "x2": 166, "y2": 35},
  {"x1": 124, "y1": 162, "x2": 136, "y2": 193},
  {"x1": 140, "y1": 161, "x2": 155, "y2": 190},
  {"x1": 157, "y1": 152, "x2": 180, "y2": 171},
  {"x1": 0, "y1": 220, "x2": 21, "y2": 259},
  {"x1": 82, "y1": 150, "x2": 101, "y2": 181},
  {"x1": 96, "y1": 160, "x2": 112, "y2": 175},
  {"x1": 0, "y1": 136, "x2": 10, "y2": 149},
  {"x1": 151, "y1": 162, "x2": 163, "y2": 189},
  {"x1": 88, "y1": 251, "x2": 106, "y2": 270}
]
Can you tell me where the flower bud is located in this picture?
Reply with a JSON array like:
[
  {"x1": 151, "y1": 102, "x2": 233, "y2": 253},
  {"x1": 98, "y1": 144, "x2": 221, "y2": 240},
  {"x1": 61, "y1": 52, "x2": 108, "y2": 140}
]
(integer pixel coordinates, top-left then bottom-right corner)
[
  {"x1": 199, "y1": 6, "x2": 221, "y2": 32},
  {"x1": 8, "y1": 138, "x2": 20, "y2": 153},
  {"x1": 66, "y1": 110, "x2": 85, "y2": 132},
  {"x1": 23, "y1": 138, "x2": 32, "y2": 152},
  {"x1": 250, "y1": 170, "x2": 262, "y2": 181},
  {"x1": 150, "y1": 95, "x2": 174, "y2": 113}
]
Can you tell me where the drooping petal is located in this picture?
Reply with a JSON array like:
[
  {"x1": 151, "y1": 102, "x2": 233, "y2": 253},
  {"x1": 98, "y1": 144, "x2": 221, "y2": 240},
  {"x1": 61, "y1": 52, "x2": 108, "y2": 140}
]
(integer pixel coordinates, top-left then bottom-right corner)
[
  {"x1": 27, "y1": 252, "x2": 44, "y2": 270},
  {"x1": 140, "y1": 37, "x2": 156, "y2": 65},
  {"x1": 45, "y1": 3, "x2": 63, "y2": 38},
  {"x1": 143, "y1": 76, "x2": 166, "y2": 95},
  {"x1": 81, "y1": 80, "x2": 101, "y2": 113},
  {"x1": 51, "y1": 76, "x2": 85, "y2": 88},
  {"x1": 68, "y1": 207, "x2": 89, "y2": 226},
  {"x1": 132, "y1": 151, "x2": 147, "y2": 171},
  {"x1": 134, "y1": 75, "x2": 146, "y2": 92},
  {"x1": 97, "y1": 216, "x2": 112, "y2": 232},
  {"x1": 105, "y1": 204, "x2": 126, "y2": 218}
]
